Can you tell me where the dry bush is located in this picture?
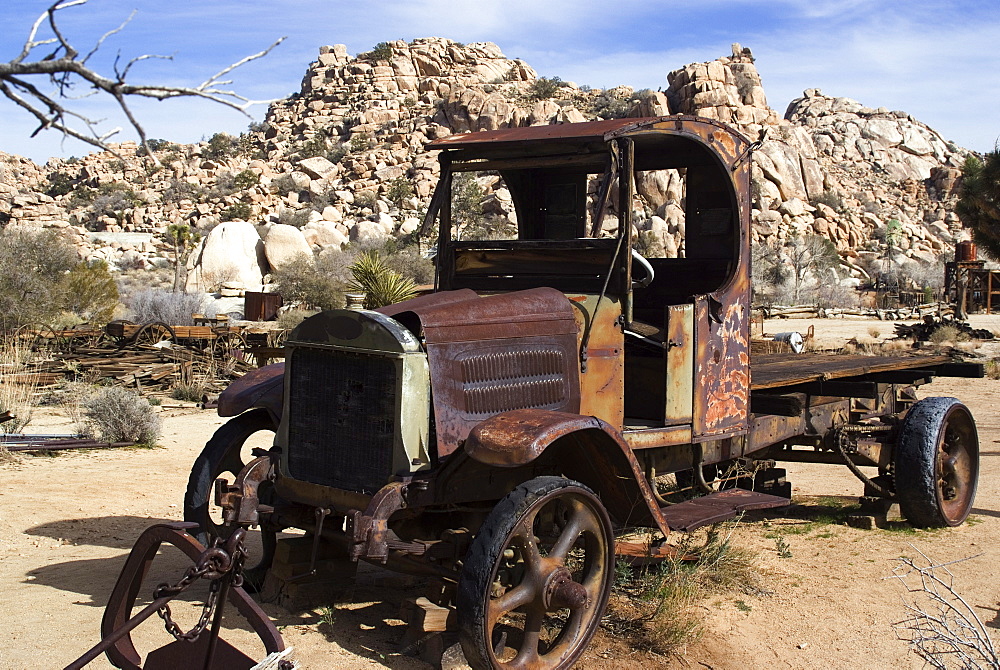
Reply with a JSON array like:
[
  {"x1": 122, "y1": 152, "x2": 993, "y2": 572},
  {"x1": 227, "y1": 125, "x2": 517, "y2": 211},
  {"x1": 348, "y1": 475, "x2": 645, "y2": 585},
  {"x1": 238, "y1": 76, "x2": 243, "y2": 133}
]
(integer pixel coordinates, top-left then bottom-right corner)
[
  {"x1": 928, "y1": 325, "x2": 967, "y2": 344},
  {"x1": 606, "y1": 523, "x2": 762, "y2": 656},
  {"x1": 126, "y1": 289, "x2": 207, "y2": 326},
  {"x1": 83, "y1": 387, "x2": 161, "y2": 446},
  {"x1": 171, "y1": 382, "x2": 207, "y2": 403},
  {"x1": 890, "y1": 548, "x2": 999, "y2": 668},
  {"x1": 986, "y1": 359, "x2": 1000, "y2": 380},
  {"x1": 0, "y1": 335, "x2": 39, "y2": 436}
]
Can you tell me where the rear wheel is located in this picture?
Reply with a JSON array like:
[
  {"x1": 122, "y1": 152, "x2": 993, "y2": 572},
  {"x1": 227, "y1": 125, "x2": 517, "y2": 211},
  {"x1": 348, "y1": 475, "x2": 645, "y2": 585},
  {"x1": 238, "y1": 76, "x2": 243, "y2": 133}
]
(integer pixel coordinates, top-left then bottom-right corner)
[
  {"x1": 183, "y1": 408, "x2": 279, "y2": 588},
  {"x1": 895, "y1": 397, "x2": 979, "y2": 527},
  {"x1": 457, "y1": 476, "x2": 614, "y2": 670}
]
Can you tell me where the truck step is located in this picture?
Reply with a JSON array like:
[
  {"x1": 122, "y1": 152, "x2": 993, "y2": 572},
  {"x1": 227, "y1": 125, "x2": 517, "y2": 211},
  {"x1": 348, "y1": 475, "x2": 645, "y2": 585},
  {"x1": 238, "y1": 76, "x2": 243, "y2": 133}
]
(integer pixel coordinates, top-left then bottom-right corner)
[{"x1": 660, "y1": 488, "x2": 790, "y2": 532}]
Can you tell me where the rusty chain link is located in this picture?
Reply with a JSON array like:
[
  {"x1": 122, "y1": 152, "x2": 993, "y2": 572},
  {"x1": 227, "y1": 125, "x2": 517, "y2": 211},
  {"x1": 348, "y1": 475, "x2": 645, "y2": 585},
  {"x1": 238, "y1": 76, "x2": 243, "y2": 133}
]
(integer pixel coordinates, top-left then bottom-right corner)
[{"x1": 153, "y1": 531, "x2": 247, "y2": 643}]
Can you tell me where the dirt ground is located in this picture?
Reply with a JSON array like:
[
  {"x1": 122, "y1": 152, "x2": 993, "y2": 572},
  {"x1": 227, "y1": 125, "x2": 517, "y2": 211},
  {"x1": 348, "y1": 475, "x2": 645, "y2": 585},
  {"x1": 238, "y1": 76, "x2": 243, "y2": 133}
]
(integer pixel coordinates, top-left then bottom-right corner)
[{"x1": 2, "y1": 316, "x2": 999, "y2": 669}]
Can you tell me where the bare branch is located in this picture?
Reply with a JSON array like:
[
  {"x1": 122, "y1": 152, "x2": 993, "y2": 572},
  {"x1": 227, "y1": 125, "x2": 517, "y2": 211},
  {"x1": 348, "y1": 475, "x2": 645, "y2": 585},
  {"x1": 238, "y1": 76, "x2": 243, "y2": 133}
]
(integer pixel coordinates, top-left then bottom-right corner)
[
  {"x1": 83, "y1": 9, "x2": 136, "y2": 64},
  {"x1": 890, "y1": 548, "x2": 999, "y2": 669},
  {"x1": 2, "y1": 0, "x2": 285, "y2": 160}
]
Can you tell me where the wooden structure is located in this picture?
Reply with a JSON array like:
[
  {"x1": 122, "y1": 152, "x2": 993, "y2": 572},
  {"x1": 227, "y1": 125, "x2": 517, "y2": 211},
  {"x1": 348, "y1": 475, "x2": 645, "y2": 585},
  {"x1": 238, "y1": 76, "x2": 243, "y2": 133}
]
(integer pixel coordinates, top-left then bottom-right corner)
[{"x1": 944, "y1": 261, "x2": 1000, "y2": 314}]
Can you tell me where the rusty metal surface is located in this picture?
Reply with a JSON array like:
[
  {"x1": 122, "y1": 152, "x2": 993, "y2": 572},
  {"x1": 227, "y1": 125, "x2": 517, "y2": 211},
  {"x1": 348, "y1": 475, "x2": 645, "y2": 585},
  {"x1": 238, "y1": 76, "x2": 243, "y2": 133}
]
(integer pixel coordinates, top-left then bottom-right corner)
[
  {"x1": 217, "y1": 362, "x2": 285, "y2": 418},
  {"x1": 659, "y1": 488, "x2": 789, "y2": 532},
  {"x1": 97, "y1": 522, "x2": 283, "y2": 670},
  {"x1": 401, "y1": 287, "x2": 581, "y2": 456},
  {"x1": 426, "y1": 117, "x2": 645, "y2": 151}
]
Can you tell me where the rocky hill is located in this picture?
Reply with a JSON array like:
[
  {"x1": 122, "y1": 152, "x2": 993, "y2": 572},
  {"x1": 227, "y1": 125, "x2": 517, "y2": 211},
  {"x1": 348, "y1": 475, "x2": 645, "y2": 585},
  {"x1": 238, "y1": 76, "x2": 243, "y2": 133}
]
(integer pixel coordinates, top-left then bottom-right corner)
[{"x1": 0, "y1": 39, "x2": 972, "y2": 295}]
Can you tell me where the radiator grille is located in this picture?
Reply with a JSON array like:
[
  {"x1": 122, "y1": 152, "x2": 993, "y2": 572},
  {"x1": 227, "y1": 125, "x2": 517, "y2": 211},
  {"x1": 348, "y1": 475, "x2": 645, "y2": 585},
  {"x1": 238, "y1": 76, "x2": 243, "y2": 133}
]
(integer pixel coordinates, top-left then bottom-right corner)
[
  {"x1": 460, "y1": 349, "x2": 567, "y2": 415},
  {"x1": 286, "y1": 347, "x2": 397, "y2": 493}
]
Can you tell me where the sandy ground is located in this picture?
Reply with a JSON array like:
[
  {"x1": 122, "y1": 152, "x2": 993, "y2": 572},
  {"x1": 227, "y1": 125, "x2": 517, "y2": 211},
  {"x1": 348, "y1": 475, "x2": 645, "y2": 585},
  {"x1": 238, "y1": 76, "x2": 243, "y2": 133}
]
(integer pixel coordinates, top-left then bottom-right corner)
[{"x1": 1, "y1": 316, "x2": 999, "y2": 669}]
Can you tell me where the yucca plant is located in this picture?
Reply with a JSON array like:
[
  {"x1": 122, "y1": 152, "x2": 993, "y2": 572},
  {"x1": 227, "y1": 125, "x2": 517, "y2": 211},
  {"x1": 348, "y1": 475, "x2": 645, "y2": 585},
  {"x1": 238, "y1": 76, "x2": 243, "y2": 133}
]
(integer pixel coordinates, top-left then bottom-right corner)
[{"x1": 348, "y1": 250, "x2": 417, "y2": 309}]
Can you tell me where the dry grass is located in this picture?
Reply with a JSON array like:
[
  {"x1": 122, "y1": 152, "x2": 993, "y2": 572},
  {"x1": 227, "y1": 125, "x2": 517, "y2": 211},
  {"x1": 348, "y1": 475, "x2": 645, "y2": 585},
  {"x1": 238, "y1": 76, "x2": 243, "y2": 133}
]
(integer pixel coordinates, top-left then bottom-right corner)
[
  {"x1": 606, "y1": 523, "x2": 762, "y2": 656},
  {"x1": 986, "y1": 359, "x2": 1000, "y2": 380}
]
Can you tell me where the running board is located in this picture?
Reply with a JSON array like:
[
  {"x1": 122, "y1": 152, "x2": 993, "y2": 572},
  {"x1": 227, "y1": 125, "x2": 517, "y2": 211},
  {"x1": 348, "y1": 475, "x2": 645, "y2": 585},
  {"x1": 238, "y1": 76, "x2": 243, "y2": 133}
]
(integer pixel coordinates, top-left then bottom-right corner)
[{"x1": 660, "y1": 488, "x2": 790, "y2": 532}]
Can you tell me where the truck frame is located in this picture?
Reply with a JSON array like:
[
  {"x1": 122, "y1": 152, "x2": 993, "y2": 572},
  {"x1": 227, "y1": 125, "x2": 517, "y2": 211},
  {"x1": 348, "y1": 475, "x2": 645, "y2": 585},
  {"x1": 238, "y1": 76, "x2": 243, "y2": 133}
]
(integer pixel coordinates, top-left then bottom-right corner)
[{"x1": 185, "y1": 116, "x2": 982, "y2": 670}]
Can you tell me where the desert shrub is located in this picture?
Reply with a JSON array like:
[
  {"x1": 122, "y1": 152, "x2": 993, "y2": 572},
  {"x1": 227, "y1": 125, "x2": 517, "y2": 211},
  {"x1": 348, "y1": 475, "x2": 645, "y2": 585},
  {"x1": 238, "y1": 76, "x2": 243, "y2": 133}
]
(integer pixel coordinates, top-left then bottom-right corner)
[
  {"x1": 171, "y1": 381, "x2": 207, "y2": 403},
  {"x1": 64, "y1": 260, "x2": 120, "y2": 324},
  {"x1": 0, "y1": 336, "x2": 39, "y2": 435},
  {"x1": 928, "y1": 324, "x2": 967, "y2": 344},
  {"x1": 382, "y1": 244, "x2": 435, "y2": 285},
  {"x1": 276, "y1": 308, "x2": 317, "y2": 331},
  {"x1": 46, "y1": 171, "x2": 76, "y2": 197},
  {"x1": 276, "y1": 207, "x2": 312, "y2": 228},
  {"x1": 202, "y1": 132, "x2": 238, "y2": 161},
  {"x1": 385, "y1": 177, "x2": 414, "y2": 209},
  {"x1": 589, "y1": 92, "x2": 633, "y2": 120},
  {"x1": 361, "y1": 41, "x2": 393, "y2": 62},
  {"x1": 811, "y1": 189, "x2": 844, "y2": 211},
  {"x1": 207, "y1": 171, "x2": 237, "y2": 198},
  {"x1": 0, "y1": 227, "x2": 78, "y2": 330},
  {"x1": 353, "y1": 190, "x2": 377, "y2": 209},
  {"x1": 126, "y1": 289, "x2": 206, "y2": 326},
  {"x1": 162, "y1": 178, "x2": 207, "y2": 205},
  {"x1": 298, "y1": 134, "x2": 329, "y2": 158},
  {"x1": 529, "y1": 76, "x2": 564, "y2": 100},
  {"x1": 350, "y1": 132, "x2": 372, "y2": 153},
  {"x1": 90, "y1": 182, "x2": 143, "y2": 219},
  {"x1": 272, "y1": 253, "x2": 353, "y2": 310},
  {"x1": 986, "y1": 358, "x2": 1000, "y2": 380},
  {"x1": 221, "y1": 202, "x2": 254, "y2": 222},
  {"x1": 326, "y1": 143, "x2": 348, "y2": 164},
  {"x1": 84, "y1": 387, "x2": 161, "y2": 446}
]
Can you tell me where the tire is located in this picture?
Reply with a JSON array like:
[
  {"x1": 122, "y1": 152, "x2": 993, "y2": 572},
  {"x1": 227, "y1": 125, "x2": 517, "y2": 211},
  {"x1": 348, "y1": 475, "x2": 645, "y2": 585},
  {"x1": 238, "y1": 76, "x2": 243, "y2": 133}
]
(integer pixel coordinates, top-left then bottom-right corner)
[
  {"x1": 895, "y1": 397, "x2": 979, "y2": 528},
  {"x1": 183, "y1": 408, "x2": 279, "y2": 588},
  {"x1": 457, "y1": 476, "x2": 614, "y2": 670}
]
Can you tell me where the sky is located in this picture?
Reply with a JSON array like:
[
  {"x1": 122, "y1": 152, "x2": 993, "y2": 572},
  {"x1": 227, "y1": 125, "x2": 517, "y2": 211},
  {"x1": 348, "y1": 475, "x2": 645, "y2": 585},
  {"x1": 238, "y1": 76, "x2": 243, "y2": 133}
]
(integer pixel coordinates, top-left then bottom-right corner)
[{"x1": 2, "y1": 0, "x2": 998, "y2": 164}]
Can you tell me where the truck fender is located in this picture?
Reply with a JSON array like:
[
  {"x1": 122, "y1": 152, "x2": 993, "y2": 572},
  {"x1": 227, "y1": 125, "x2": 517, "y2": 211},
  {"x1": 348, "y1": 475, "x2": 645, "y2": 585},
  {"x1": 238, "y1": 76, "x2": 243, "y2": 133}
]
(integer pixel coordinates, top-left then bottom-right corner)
[
  {"x1": 464, "y1": 409, "x2": 669, "y2": 533},
  {"x1": 217, "y1": 362, "x2": 284, "y2": 422}
]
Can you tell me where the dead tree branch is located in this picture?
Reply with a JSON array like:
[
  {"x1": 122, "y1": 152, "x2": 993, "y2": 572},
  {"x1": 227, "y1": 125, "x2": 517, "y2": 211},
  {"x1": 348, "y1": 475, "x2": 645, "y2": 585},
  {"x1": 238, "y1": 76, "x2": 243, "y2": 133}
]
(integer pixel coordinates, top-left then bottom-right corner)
[
  {"x1": 1, "y1": 0, "x2": 285, "y2": 162},
  {"x1": 889, "y1": 545, "x2": 999, "y2": 669}
]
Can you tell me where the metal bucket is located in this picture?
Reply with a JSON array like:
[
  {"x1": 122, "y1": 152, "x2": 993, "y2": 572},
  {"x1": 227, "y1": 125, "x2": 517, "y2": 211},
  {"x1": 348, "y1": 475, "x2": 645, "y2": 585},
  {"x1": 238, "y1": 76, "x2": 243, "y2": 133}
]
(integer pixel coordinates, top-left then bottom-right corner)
[{"x1": 772, "y1": 331, "x2": 804, "y2": 354}]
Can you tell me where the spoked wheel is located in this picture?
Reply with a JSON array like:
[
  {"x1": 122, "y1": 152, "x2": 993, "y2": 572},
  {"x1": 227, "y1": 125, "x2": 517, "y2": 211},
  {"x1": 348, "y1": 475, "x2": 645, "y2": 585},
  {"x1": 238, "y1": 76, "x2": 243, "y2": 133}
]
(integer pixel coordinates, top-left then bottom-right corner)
[
  {"x1": 895, "y1": 397, "x2": 979, "y2": 527},
  {"x1": 457, "y1": 476, "x2": 614, "y2": 670},
  {"x1": 183, "y1": 408, "x2": 279, "y2": 589},
  {"x1": 133, "y1": 321, "x2": 175, "y2": 346}
]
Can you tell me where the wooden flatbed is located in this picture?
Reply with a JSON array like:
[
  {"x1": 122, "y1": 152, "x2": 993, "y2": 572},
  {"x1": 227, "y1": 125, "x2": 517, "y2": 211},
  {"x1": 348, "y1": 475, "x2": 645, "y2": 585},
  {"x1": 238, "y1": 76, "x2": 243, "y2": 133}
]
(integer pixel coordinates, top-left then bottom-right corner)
[{"x1": 750, "y1": 352, "x2": 957, "y2": 391}]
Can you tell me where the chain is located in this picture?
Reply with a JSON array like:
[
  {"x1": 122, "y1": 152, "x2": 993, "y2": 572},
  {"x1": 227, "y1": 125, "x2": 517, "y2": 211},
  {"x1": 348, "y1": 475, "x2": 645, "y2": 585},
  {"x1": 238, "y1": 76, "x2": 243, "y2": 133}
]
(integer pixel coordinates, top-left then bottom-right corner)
[{"x1": 153, "y1": 533, "x2": 246, "y2": 643}]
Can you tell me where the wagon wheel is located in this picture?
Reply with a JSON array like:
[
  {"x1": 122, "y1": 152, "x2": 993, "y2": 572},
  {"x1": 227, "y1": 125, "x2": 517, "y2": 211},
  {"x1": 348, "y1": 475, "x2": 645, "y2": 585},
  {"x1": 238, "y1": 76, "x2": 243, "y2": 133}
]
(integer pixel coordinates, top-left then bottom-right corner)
[
  {"x1": 457, "y1": 476, "x2": 615, "y2": 670},
  {"x1": 183, "y1": 408, "x2": 279, "y2": 591},
  {"x1": 895, "y1": 397, "x2": 979, "y2": 527},
  {"x1": 106, "y1": 319, "x2": 136, "y2": 347},
  {"x1": 213, "y1": 330, "x2": 248, "y2": 362},
  {"x1": 133, "y1": 321, "x2": 175, "y2": 346},
  {"x1": 14, "y1": 323, "x2": 58, "y2": 352}
]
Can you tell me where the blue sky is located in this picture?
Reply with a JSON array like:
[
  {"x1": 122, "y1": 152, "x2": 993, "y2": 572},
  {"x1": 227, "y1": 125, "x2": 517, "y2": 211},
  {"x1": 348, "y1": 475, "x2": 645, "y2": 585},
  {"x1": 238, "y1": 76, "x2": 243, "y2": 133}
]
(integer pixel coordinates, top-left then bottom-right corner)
[{"x1": 2, "y1": 0, "x2": 998, "y2": 163}]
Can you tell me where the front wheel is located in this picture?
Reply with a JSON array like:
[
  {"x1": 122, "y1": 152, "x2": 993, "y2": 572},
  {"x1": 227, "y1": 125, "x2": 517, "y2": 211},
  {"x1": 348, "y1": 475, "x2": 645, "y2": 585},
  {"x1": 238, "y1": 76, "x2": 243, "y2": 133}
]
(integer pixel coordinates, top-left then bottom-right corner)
[
  {"x1": 183, "y1": 408, "x2": 279, "y2": 588},
  {"x1": 457, "y1": 476, "x2": 614, "y2": 670},
  {"x1": 895, "y1": 397, "x2": 979, "y2": 527}
]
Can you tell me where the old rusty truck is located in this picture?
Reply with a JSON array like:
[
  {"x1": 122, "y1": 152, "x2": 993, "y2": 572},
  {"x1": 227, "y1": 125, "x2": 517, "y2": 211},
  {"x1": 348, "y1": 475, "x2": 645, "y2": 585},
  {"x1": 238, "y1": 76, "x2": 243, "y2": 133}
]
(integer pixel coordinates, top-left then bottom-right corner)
[{"x1": 180, "y1": 116, "x2": 981, "y2": 669}]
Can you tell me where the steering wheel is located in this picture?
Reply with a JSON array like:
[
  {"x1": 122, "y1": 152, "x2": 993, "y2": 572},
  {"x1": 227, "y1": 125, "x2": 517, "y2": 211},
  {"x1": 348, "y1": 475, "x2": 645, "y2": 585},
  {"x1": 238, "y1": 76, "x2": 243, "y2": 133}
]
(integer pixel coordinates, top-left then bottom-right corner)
[{"x1": 631, "y1": 249, "x2": 655, "y2": 289}]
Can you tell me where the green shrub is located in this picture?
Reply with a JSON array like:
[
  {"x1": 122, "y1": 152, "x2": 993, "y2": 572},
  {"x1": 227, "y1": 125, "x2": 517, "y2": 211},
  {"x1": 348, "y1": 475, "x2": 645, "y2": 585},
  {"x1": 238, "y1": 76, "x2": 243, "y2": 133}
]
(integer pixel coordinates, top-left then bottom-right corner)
[
  {"x1": 64, "y1": 260, "x2": 119, "y2": 324},
  {"x1": 234, "y1": 169, "x2": 260, "y2": 190},
  {"x1": 84, "y1": 387, "x2": 161, "y2": 446},
  {"x1": 353, "y1": 190, "x2": 377, "y2": 209},
  {"x1": 811, "y1": 189, "x2": 844, "y2": 211},
  {"x1": 221, "y1": 202, "x2": 254, "y2": 221},
  {"x1": 385, "y1": 177, "x2": 414, "y2": 209},
  {"x1": 202, "y1": 132, "x2": 238, "y2": 160},
  {"x1": 0, "y1": 228, "x2": 78, "y2": 329},
  {"x1": 275, "y1": 207, "x2": 313, "y2": 228},
  {"x1": 350, "y1": 132, "x2": 372, "y2": 153},
  {"x1": 171, "y1": 382, "x2": 207, "y2": 403},
  {"x1": 46, "y1": 171, "x2": 76, "y2": 197},
  {"x1": 529, "y1": 76, "x2": 564, "y2": 100},
  {"x1": 327, "y1": 143, "x2": 349, "y2": 164},
  {"x1": 362, "y1": 42, "x2": 393, "y2": 62},
  {"x1": 272, "y1": 253, "x2": 352, "y2": 310},
  {"x1": 299, "y1": 134, "x2": 329, "y2": 158}
]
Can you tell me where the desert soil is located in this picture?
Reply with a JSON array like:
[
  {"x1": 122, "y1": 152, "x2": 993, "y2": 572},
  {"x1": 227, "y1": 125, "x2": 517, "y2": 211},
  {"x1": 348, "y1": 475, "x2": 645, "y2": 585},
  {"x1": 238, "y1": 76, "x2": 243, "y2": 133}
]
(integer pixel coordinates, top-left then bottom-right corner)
[{"x1": 2, "y1": 316, "x2": 999, "y2": 670}]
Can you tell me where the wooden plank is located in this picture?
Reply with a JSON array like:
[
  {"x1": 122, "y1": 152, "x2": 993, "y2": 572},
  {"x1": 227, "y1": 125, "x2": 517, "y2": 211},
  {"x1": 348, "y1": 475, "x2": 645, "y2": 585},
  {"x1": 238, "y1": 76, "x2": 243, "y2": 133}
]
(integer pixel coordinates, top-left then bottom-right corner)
[{"x1": 750, "y1": 353, "x2": 953, "y2": 391}]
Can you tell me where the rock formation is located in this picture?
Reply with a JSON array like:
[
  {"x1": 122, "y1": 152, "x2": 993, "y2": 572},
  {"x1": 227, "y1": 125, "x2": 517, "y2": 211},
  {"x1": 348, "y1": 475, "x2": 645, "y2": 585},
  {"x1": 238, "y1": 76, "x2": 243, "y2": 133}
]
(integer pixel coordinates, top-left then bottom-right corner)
[{"x1": 0, "y1": 38, "x2": 974, "y2": 293}]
